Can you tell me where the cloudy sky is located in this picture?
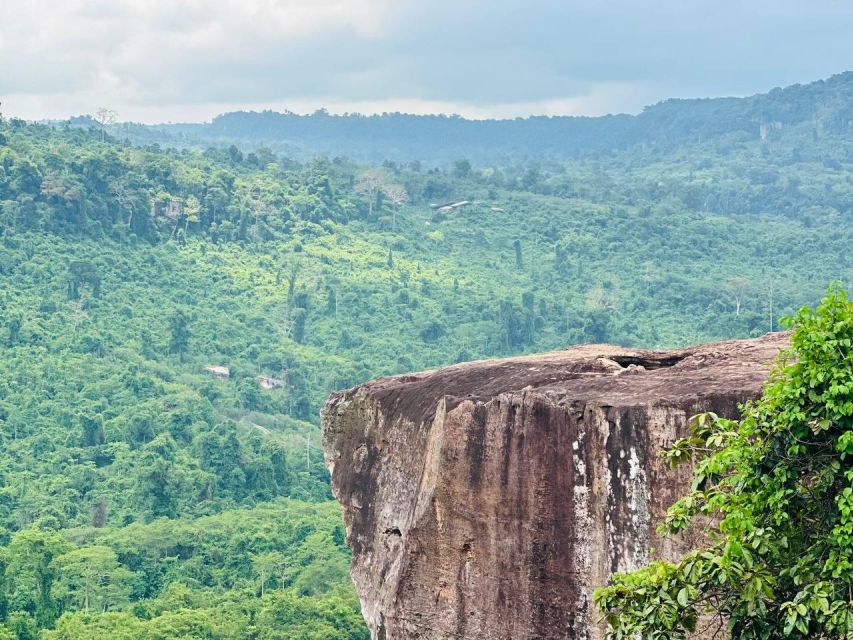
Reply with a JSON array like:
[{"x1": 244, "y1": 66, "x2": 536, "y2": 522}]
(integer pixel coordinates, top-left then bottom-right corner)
[{"x1": 2, "y1": 0, "x2": 852, "y2": 123}]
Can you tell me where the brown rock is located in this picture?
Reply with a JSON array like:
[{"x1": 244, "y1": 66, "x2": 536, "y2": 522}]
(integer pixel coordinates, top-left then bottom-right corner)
[{"x1": 322, "y1": 333, "x2": 789, "y2": 640}]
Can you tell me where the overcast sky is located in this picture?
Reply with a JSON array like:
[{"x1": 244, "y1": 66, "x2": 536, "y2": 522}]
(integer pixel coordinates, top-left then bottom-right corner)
[{"x1": 2, "y1": 0, "x2": 852, "y2": 123}]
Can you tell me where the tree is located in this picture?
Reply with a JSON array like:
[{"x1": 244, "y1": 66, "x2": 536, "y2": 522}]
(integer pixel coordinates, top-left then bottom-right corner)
[
  {"x1": 68, "y1": 260, "x2": 102, "y2": 299},
  {"x1": 238, "y1": 377, "x2": 263, "y2": 411},
  {"x1": 4, "y1": 530, "x2": 72, "y2": 626},
  {"x1": 157, "y1": 194, "x2": 183, "y2": 238},
  {"x1": 496, "y1": 300, "x2": 536, "y2": 351},
  {"x1": 205, "y1": 181, "x2": 230, "y2": 225},
  {"x1": 382, "y1": 183, "x2": 407, "y2": 228},
  {"x1": 291, "y1": 307, "x2": 307, "y2": 344},
  {"x1": 286, "y1": 263, "x2": 300, "y2": 301},
  {"x1": 168, "y1": 311, "x2": 190, "y2": 359},
  {"x1": 134, "y1": 436, "x2": 181, "y2": 517},
  {"x1": 93, "y1": 108, "x2": 118, "y2": 142},
  {"x1": 5, "y1": 615, "x2": 35, "y2": 640},
  {"x1": 109, "y1": 177, "x2": 134, "y2": 228},
  {"x1": 10, "y1": 158, "x2": 42, "y2": 195},
  {"x1": 513, "y1": 239, "x2": 523, "y2": 269},
  {"x1": 354, "y1": 168, "x2": 388, "y2": 218},
  {"x1": 79, "y1": 413, "x2": 105, "y2": 447},
  {"x1": 7, "y1": 315, "x2": 21, "y2": 346},
  {"x1": 595, "y1": 287, "x2": 853, "y2": 639},
  {"x1": 419, "y1": 319, "x2": 446, "y2": 343},
  {"x1": 766, "y1": 278, "x2": 777, "y2": 332},
  {"x1": 252, "y1": 551, "x2": 287, "y2": 596},
  {"x1": 725, "y1": 276, "x2": 750, "y2": 316},
  {"x1": 183, "y1": 195, "x2": 201, "y2": 234},
  {"x1": 51, "y1": 546, "x2": 133, "y2": 612},
  {"x1": 452, "y1": 159, "x2": 472, "y2": 179}
]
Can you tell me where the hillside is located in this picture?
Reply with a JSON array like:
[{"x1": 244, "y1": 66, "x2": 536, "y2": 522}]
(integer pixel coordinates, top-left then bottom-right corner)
[
  {"x1": 104, "y1": 72, "x2": 853, "y2": 164},
  {"x1": 0, "y1": 82, "x2": 851, "y2": 639}
]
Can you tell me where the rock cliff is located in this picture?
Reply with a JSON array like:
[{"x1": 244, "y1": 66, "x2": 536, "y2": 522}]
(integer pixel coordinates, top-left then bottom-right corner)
[{"x1": 322, "y1": 333, "x2": 789, "y2": 640}]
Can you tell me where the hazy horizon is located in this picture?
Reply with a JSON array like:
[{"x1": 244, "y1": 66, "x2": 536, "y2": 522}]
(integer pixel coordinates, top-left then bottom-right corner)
[
  {"x1": 3, "y1": 1, "x2": 853, "y2": 124},
  {"x1": 29, "y1": 69, "x2": 849, "y2": 126}
]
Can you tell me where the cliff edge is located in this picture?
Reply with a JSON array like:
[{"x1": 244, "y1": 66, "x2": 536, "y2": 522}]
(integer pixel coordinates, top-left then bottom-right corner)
[{"x1": 322, "y1": 333, "x2": 789, "y2": 640}]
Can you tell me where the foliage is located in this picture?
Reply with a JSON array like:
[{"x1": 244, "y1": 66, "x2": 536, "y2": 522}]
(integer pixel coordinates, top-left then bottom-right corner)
[
  {"x1": 595, "y1": 287, "x2": 853, "y2": 639},
  {"x1": 111, "y1": 72, "x2": 853, "y2": 165},
  {"x1": 51, "y1": 547, "x2": 134, "y2": 612}
]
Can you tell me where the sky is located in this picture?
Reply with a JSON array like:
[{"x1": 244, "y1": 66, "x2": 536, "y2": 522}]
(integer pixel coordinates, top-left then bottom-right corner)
[{"x1": 2, "y1": 0, "x2": 853, "y2": 123}]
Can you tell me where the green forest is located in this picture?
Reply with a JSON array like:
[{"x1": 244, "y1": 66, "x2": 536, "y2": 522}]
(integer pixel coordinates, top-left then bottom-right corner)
[
  {"x1": 110, "y1": 71, "x2": 853, "y2": 165},
  {"x1": 0, "y1": 73, "x2": 852, "y2": 638}
]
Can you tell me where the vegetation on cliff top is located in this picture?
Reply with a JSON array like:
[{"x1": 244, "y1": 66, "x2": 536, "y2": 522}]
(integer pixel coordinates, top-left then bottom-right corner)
[{"x1": 595, "y1": 287, "x2": 853, "y2": 639}]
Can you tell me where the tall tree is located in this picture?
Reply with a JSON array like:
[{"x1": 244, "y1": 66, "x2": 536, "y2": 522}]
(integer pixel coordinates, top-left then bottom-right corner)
[
  {"x1": 252, "y1": 551, "x2": 288, "y2": 596},
  {"x1": 168, "y1": 310, "x2": 190, "y2": 359},
  {"x1": 5, "y1": 530, "x2": 71, "y2": 626},
  {"x1": 354, "y1": 168, "x2": 388, "y2": 218},
  {"x1": 382, "y1": 183, "x2": 407, "y2": 228},
  {"x1": 93, "y1": 108, "x2": 118, "y2": 142},
  {"x1": 183, "y1": 195, "x2": 201, "y2": 234},
  {"x1": 725, "y1": 276, "x2": 750, "y2": 316},
  {"x1": 51, "y1": 546, "x2": 133, "y2": 612},
  {"x1": 7, "y1": 315, "x2": 21, "y2": 346}
]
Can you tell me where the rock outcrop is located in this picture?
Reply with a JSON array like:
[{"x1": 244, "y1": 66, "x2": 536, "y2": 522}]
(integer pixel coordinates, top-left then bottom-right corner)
[{"x1": 322, "y1": 334, "x2": 789, "y2": 640}]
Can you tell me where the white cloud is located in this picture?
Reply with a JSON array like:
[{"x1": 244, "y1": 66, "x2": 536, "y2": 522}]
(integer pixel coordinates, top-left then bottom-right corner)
[
  {"x1": 1, "y1": 0, "x2": 395, "y2": 118},
  {"x1": 1, "y1": 0, "x2": 851, "y2": 122}
]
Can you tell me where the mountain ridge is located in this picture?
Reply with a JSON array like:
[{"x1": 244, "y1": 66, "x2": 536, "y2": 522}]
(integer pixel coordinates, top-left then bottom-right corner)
[{"x1": 93, "y1": 71, "x2": 853, "y2": 164}]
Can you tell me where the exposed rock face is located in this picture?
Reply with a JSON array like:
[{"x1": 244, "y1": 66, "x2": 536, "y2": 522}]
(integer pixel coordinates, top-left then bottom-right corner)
[{"x1": 323, "y1": 334, "x2": 788, "y2": 640}]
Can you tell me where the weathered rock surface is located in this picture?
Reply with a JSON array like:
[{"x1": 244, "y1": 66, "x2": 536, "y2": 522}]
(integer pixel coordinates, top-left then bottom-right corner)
[{"x1": 322, "y1": 333, "x2": 789, "y2": 640}]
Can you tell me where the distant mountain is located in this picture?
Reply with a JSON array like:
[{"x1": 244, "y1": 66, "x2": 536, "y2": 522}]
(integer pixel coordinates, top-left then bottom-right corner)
[{"x1": 107, "y1": 71, "x2": 853, "y2": 165}]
